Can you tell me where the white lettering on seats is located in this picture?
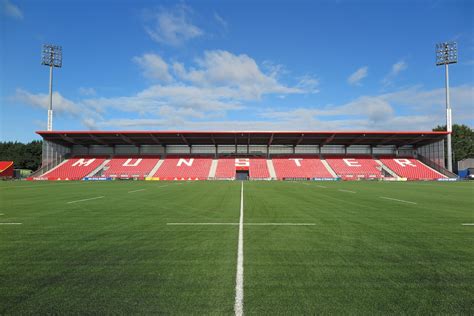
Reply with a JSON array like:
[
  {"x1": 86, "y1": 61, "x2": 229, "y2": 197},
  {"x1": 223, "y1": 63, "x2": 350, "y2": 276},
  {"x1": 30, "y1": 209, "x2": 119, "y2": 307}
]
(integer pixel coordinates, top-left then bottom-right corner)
[
  {"x1": 394, "y1": 159, "x2": 416, "y2": 167},
  {"x1": 343, "y1": 158, "x2": 361, "y2": 167},
  {"x1": 235, "y1": 158, "x2": 250, "y2": 167},
  {"x1": 72, "y1": 158, "x2": 96, "y2": 167},
  {"x1": 289, "y1": 158, "x2": 303, "y2": 167},
  {"x1": 177, "y1": 158, "x2": 194, "y2": 167},
  {"x1": 123, "y1": 158, "x2": 142, "y2": 167}
]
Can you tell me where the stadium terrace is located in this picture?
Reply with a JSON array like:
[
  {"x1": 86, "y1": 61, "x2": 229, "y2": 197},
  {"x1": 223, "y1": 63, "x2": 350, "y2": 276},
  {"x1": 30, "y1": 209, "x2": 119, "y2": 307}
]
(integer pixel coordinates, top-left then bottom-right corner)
[{"x1": 32, "y1": 130, "x2": 454, "y2": 181}]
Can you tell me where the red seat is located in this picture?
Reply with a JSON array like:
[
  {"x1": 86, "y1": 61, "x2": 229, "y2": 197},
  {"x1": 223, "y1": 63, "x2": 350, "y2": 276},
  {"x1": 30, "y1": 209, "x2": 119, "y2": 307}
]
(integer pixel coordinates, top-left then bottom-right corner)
[
  {"x1": 380, "y1": 157, "x2": 446, "y2": 180},
  {"x1": 152, "y1": 156, "x2": 212, "y2": 180},
  {"x1": 215, "y1": 158, "x2": 270, "y2": 179},
  {"x1": 42, "y1": 156, "x2": 106, "y2": 180},
  {"x1": 272, "y1": 156, "x2": 333, "y2": 179},
  {"x1": 103, "y1": 157, "x2": 160, "y2": 179},
  {"x1": 215, "y1": 158, "x2": 235, "y2": 178},
  {"x1": 325, "y1": 156, "x2": 382, "y2": 180}
]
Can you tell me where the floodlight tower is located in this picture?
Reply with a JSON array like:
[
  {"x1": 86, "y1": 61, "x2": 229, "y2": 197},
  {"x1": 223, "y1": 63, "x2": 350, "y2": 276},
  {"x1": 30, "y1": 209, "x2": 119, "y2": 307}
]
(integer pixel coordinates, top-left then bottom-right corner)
[
  {"x1": 41, "y1": 44, "x2": 62, "y2": 131},
  {"x1": 436, "y1": 41, "x2": 457, "y2": 172}
]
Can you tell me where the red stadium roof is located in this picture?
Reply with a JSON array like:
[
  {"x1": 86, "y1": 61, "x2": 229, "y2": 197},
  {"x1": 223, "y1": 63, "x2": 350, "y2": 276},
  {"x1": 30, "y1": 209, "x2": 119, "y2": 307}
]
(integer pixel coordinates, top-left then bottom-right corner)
[{"x1": 37, "y1": 130, "x2": 448, "y2": 147}]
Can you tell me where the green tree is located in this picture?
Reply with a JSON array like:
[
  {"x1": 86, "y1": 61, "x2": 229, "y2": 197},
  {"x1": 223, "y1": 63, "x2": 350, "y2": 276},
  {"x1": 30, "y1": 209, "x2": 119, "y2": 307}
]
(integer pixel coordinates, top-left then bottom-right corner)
[
  {"x1": 433, "y1": 124, "x2": 474, "y2": 163},
  {"x1": 0, "y1": 140, "x2": 43, "y2": 170}
]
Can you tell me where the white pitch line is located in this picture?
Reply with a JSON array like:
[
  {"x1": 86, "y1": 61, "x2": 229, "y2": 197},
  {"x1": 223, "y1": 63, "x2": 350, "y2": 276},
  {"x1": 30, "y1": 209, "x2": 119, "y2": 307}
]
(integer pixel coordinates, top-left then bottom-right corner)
[
  {"x1": 234, "y1": 181, "x2": 244, "y2": 316},
  {"x1": 338, "y1": 189, "x2": 356, "y2": 193},
  {"x1": 0, "y1": 223, "x2": 22, "y2": 225},
  {"x1": 379, "y1": 196, "x2": 417, "y2": 205},
  {"x1": 316, "y1": 185, "x2": 327, "y2": 188},
  {"x1": 67, "y1": 196, "x2": 105, "y2": 204},
  {"x1": 0, "y1": 213, "x2": 4, "y2": 215},
  {"x1": 462, "y1": 223, "x2": 474, "y2": 226},
  {"x1": 166, "y1": 223, "x2": 315, "y2": 226},
  {"x1": 167, "y1": 223, "x2": 238, "y2": 225},
  {"x1": 245, "y1": 223, "x2": 316, "y2": 226},
  {"x1": 128, "y1": 189, "x2": 146, "y2": 193}
]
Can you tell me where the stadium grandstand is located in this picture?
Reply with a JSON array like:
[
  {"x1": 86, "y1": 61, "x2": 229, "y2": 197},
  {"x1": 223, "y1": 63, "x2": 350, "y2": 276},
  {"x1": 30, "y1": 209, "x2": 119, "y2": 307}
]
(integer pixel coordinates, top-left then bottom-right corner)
[{"x1": 30, "y1": 130, "x2": 455, "y2": 181}]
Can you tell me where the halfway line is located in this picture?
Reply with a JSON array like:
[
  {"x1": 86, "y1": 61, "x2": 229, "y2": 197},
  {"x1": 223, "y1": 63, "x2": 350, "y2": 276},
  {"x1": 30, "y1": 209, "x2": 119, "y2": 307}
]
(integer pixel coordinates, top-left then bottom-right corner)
[
  {"x1": 379, "y1": 196, "x2": 417, "y2": 205},
  {"x1": 234, "y1": 181, "x2": 244, "y2": 316},
  {"x1": 67, "y1": 196, "x2": 105, "y2": 204}
]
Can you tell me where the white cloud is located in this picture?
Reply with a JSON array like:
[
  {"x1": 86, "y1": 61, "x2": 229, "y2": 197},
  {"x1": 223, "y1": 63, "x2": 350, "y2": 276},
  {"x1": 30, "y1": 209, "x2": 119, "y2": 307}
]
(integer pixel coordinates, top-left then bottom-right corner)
[
  {"x1": 78, "y1": 85, "x2": 473, "y2": 131},
  {"x1": 144, "y1": 5, "x2": 203, "y2": 46},
  {"x1": 15, "y1": 83, "x2": 473, "y2": 132},
  {"x1": 347, "y1": 66, "x2": 368, "y2": 86},
  {"x1": 382, "y1": 60, "x2": 408, "y2": 87},
  {"x1": 78, "y1": 87, "x2": 96, "y2": 96},
  {"x1": 2, "y1": 0, "x2": 23, "y2": 19},
  {"x1": 14, "y1": 89, "x2": 80, "y2": 115},
  {"x1": 296, "y1": 75, "x2": 320, "y2": 94},
  {"x1": 133, "y1": 53, "x2": 173, "y2": 82},
  {"x1": 214, "y1": 12, "x2": 228, "y2": 29},
  {"x1": 172, "y1": 50, "x2": 302, "y2": 99}
]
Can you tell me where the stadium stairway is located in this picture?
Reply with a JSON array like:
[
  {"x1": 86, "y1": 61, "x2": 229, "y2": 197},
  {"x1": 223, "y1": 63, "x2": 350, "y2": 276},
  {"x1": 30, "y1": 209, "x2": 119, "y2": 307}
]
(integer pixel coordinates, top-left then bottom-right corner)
[
  {"x1": 35, "y1": 159, "x2": 69, "y2": 178},
  {"x1": 86, "y1": 159, "x2": 111, "y2": 178},
  {"x1": 375, "y1": 159, "x2": 400, "y2": 179},
  {"x1": 266, "y1": 159, "x2": 277, "y2": 179},
  {"x1": 321, "y1": 159, "x2": 338, "y2": 178},
  {"x1": 208, "y1": 159, "x2": 218, "y2": 178},
  {"x1": 148, "y1": 159, "x2": 165, "y2": 178}
]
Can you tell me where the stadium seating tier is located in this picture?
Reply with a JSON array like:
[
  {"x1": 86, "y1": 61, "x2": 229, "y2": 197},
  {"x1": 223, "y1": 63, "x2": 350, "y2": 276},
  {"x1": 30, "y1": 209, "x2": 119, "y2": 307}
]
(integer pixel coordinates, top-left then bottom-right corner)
[
  {"x1": 380, "y1": 157, "x2": 446, "y2": 180},
  {"x1": 272, "y1": 156, "x2": 333, "y2": 179}
]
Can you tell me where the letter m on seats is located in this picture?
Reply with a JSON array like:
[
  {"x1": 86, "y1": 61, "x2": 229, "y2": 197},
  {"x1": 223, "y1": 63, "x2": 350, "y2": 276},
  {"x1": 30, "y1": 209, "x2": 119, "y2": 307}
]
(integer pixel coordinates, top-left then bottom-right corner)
[
  {"x1": 72, "y1": 158, "x2": 96, "y2": 167},
  {"x1": 177, "y1": 158, "x2": 194, "y2": 167}
]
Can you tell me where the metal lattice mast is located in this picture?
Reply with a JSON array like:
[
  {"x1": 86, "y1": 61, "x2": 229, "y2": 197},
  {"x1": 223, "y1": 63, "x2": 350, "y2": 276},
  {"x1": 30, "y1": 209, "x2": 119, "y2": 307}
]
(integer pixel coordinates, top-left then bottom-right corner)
[
  {"x1": 436, "y1": 42, "x2": 457, "y2": 172},
  {"x1": 41, "y1": 44, "x2": 62, "y2": 131}
]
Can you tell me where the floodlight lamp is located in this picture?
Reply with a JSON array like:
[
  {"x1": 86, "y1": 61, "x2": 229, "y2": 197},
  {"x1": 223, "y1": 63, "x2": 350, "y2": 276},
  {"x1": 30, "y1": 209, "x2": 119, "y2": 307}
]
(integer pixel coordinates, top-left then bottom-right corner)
[
  {"x1": 435, "y1": 41, "x2": 457, "y2": 66},
  {"x1": 41, "y1": 44, "x2": 63, "y2": 68}
]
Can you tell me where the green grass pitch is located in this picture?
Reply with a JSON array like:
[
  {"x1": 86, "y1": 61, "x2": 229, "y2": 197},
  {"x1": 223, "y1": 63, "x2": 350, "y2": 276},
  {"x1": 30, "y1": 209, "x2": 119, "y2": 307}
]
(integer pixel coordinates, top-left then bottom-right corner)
[{"x1": 0, "y1": 180, "x2": 473, "y2": 314}]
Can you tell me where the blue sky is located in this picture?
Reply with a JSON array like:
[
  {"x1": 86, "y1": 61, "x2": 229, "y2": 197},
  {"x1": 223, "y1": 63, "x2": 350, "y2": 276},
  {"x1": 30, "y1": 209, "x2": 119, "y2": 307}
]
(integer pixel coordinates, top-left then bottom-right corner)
[{"x1": 1, "y1": 0, "x2": 473, "y2": 142}]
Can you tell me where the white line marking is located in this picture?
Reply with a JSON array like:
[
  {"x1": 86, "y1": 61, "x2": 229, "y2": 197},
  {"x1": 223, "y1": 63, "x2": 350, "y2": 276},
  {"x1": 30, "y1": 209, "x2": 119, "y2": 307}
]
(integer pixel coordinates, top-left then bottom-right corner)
[
  {"x1": 0, "y1": 223, "x2": 22, "y2": 225},
  {"x1": 166, "y1": 223, "x2": 315, "y2": 226},
  {"x1": 338, "y1": 189, "x2": 356, "y2": 193},
  {"x1": 0, "y1": 214, "x2": 4, "y2": 215},
  {"x1": 128, "y1": 189, "x2": 146, "y2": 193},
  {"x1": 234, "y1": 181, "x2": 244, "y2": 316},
  {"x1": 316, "y1": 185, "x2": 327, "y2": 188},
  {"x1": 167, "y1": 223, "x2": 238, "y2": 226},
  {"x1": 379, "y1": 196, "x2": 417, "y2": 205},
  {"x1": 245, "y1": 223, "x2": 316, "y2": 226},
  {"x1": 67, "y1": 196, "x2": 105, "y2": 204},
  {"x1": 462, "y1": 223, "x2": 474, "y2": 226}
]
